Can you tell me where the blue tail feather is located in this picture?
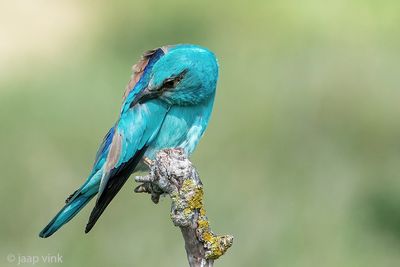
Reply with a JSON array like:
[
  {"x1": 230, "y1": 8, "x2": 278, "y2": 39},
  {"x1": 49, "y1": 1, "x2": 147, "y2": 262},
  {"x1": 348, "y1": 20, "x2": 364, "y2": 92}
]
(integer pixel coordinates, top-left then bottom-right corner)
[{"x1": 39, "y1": 193, "x2": 95, "y2": 238}]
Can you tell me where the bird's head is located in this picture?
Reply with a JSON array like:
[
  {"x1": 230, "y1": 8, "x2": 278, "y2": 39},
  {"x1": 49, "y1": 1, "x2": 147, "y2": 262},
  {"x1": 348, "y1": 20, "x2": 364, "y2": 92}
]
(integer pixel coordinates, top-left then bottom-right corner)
[{"x1": 130, "y1": 44, "x2": 218, "y2": 107}]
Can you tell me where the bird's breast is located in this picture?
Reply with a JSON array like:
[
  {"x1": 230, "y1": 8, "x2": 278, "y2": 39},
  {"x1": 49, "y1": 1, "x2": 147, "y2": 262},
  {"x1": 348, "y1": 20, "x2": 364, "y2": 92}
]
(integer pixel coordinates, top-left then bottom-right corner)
[{"x1": 145, "y1": 102, "x2": 212, "y2": 159}]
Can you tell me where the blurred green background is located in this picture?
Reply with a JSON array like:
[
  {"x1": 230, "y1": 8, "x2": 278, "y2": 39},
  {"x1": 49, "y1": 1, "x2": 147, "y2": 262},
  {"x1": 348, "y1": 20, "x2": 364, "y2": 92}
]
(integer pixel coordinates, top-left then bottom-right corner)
[{"x1": 1, "y1": 0, "x2": 400, "y2": 266}]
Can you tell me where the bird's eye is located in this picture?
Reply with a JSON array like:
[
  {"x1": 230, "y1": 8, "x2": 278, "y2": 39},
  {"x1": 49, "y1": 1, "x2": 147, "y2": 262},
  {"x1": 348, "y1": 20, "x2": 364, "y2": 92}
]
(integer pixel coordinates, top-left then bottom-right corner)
[
  {"x1": 162, "y1": 70, "x2": 188, "y2": 89},
  {"x1": 163, "y1": 78, "x2": 176, "y2": 88}
]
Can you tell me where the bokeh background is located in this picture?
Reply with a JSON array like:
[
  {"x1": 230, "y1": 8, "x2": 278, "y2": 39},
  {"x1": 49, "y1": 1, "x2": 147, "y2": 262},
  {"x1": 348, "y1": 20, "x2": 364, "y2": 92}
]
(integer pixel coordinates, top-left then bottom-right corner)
[{"x1": 1, "y1": 1, "x2": 400, "y2": 266}]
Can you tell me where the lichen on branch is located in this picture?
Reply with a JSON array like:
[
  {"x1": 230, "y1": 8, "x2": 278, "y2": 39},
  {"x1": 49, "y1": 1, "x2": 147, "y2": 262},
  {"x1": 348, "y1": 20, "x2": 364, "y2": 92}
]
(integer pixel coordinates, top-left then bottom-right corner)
[{"x1": 134, "y1": 148, "x2": 233, "y2": 267}]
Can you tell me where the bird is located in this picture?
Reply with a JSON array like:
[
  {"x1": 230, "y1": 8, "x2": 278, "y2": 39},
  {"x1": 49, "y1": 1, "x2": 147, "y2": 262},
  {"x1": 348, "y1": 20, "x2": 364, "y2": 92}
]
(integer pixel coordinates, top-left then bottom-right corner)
[{"x1": 39, "y1": 44, "x2": 218, "y2": 238}]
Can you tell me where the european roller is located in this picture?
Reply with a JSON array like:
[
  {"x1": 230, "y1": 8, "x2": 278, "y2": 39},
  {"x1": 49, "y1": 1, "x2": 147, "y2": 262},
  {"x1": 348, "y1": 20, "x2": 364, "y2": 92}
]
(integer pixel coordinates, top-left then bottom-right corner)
[{"x1": 39, "y1": 44, "x2": 218, "y2": 238}]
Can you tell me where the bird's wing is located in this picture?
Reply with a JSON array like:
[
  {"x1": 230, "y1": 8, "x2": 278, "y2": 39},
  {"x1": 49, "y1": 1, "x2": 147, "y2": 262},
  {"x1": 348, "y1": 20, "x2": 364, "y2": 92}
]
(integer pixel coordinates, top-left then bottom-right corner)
[
  {"x1": 87, "y1": 47, "x2": 167, "y2": 178},
  {"x1": 92, "y1": 126, "x2": 115, "y2": 173},
  {"x1": 64, "y1": 126, "x2": 115, "y2": 204},
  {"x1": 85, "y1": 101, "x2": 169, "y2": 233},
  {"x1": 85, "y1": 47, "x2": 170, "y2": 233}
]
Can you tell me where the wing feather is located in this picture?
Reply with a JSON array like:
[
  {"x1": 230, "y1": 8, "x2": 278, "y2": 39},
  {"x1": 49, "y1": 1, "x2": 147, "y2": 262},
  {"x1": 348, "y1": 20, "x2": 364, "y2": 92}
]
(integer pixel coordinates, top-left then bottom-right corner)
[{"x1": 84, "y1": 46, "x2": 170, "y2": 233}]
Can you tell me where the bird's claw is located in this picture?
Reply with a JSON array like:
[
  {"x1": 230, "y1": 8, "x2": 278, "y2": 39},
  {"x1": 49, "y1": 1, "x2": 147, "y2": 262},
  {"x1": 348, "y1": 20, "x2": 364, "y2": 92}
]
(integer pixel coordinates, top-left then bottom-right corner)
[
  {"x1": 135, "y1": 175, "x2": 153, "y2": 183},
  {"x1": 134, "y1": 175, "x2": 163, "y2": 204},
  {"x1": 151, "y1": 192, "x2": 160, "y2": 204},
  {"x1": 134, "y1": 182, "x2": 152, "y2": 193},
  {"x1": 143, "y1": 157, "x2": 154, "y2": 167}
]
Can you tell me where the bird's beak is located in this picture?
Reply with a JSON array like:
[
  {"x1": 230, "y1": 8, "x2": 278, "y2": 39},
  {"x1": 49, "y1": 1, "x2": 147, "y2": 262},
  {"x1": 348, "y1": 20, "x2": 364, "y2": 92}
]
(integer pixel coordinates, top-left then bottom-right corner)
[{"x1": 129, "y1": 87, "x2": 160, "y2": 108}]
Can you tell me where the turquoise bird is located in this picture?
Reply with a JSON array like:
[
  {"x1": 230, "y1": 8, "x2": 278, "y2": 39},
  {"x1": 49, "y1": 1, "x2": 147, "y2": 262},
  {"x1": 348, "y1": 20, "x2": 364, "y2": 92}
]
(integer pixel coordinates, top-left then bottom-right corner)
[{"x1": 39, "y1": 44, "x2": 218, "y2": 238}]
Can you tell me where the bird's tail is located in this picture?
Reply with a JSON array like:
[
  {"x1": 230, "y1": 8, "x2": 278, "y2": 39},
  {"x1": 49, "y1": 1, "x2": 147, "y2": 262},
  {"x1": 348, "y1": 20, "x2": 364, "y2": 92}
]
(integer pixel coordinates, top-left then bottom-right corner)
[{"x1": 39, "y1": 191, "x2": 95, "y2": 238}]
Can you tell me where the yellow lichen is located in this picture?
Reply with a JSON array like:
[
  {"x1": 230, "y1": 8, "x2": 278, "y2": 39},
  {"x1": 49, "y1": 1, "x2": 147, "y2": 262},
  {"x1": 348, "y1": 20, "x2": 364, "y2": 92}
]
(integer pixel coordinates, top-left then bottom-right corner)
[
  {"x1": 177, "y1": 178, "x2": 232, "y2": 260},
  {"x1": 203, "y1": 233, "x2": 225, "y2": 259},
  {"x1": 188, "y1": 187, "x2": 203, "y2": 209},
  {"x1": 183, "y1": 207, "x2": 192, "y2": 216},
  {"x1": 197, "y1": 219, "x2": 209, "y2": 229},
  {"x1": 200, "y1": 208, "x2": 206, "y2": 216},
  {"x1": 202, "y1": 231, "x2": 213, "y2": 243},
  {"x1": 181, "y1": 179, "x2": 195, "y2": 194},
  {"x1": 181, "y1": 179, "x2": 204, "y2": 211}
]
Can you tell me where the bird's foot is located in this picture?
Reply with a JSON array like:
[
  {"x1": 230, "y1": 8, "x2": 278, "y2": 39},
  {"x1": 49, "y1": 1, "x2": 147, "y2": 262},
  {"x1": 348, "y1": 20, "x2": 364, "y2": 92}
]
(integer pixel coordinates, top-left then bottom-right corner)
[
  {"x1": 134, "y1": 175, "x2": 163, "y2": 204},
  {"x1": 134, "y1": 149, "x2": 186, "y2": 204}
]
